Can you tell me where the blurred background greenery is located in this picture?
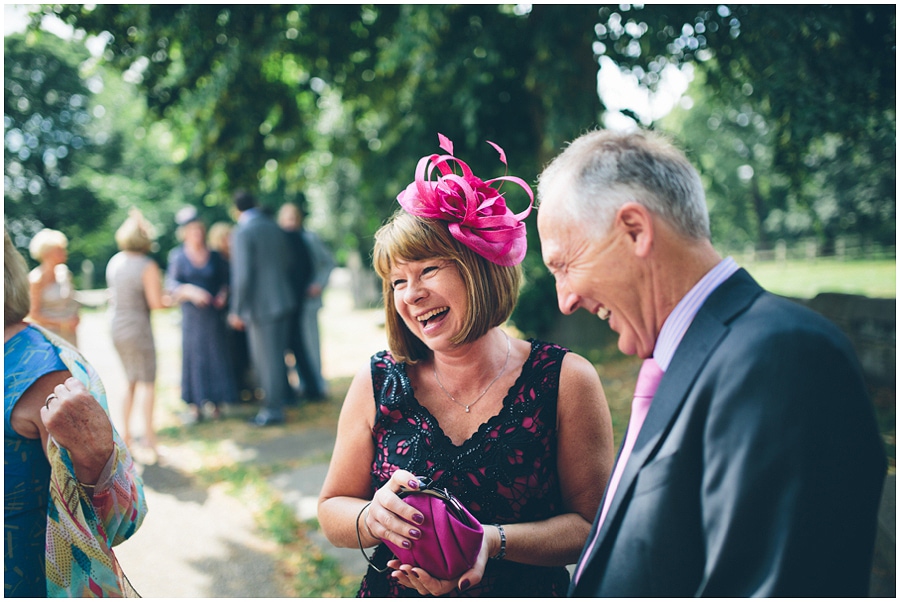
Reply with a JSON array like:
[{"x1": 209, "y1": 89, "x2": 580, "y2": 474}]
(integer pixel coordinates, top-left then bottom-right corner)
[
  {"x1": 6, "y1": 9, "x2": 892, "y2": 593},
  {"x1": 4, "y1": 5, "x2": 894, "y2": 337}
]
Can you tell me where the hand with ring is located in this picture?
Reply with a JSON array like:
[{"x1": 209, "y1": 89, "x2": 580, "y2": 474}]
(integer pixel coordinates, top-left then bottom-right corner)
[{"x1": 40, "y1": 376, "x2": 114, "y2": 486}]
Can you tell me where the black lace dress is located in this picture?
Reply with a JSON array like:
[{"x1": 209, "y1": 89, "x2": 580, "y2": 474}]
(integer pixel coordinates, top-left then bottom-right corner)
[{"x1": 357, "y1": 339, "x2": 572, "y2": 598}]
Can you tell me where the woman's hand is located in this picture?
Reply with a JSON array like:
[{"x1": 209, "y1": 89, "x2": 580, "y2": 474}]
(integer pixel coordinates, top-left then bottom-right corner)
[
  {"x1": 362, "y1": 469, "x2": 425, "y2": 551},
  {"x1": 41, "y1": 376, "x2": 115, "y2": 486},
  {"x1": 386, "y1": 525, "x2": 491, "y2": 595},
  {"x1": 213, "y1": 290, "x2": 228, "y2": 310},
  {"x1": 177, "y1": 283, "x2": 213, "y2": 307}
]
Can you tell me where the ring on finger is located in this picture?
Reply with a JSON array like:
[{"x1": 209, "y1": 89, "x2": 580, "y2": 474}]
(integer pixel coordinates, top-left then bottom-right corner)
[{"x1": 45, "y1": 393, "x2": 58, "y2": 409}]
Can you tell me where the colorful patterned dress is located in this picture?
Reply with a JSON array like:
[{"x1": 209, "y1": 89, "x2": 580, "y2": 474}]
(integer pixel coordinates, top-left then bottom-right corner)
[
  {"x1": 358, "y1": 339, "x2": 572, "y2": 598},
  {"x1": 4, "y1": 325, "x2": 147, "y2": 597},
  {"x1": 4, "y1": 327, "x2": 62, "y2": 596}
]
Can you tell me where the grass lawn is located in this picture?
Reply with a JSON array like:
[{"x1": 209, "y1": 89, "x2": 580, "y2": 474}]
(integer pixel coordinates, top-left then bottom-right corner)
[{"x1": 743, "y1": 258, "x2": 896, "y2": 299}]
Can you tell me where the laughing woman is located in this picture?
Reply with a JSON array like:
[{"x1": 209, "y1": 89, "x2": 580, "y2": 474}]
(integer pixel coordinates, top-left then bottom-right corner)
[{"x1": 317, "y1": 135, "x2": 614, "y2": 597}]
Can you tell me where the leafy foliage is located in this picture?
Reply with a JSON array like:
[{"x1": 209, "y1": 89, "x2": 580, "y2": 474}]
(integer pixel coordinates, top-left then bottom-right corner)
[
  {"x1": 600, "y1": 4, "x2": 896, "y2": 250},
  {"x1": 4, "y1": 33, "x2": 114, "y2": 267},
  {"x1": 12, "y1": 4, "x2": 896, "y2": 336}
]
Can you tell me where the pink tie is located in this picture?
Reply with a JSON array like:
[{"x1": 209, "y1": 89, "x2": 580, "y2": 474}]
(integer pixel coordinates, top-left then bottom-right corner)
[{"x1": 574, "y1": 357, "x2": 664, "y2": 584}]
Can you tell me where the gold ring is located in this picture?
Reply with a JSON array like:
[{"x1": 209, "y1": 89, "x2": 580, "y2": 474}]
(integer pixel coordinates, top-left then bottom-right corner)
[{"x1": 45, "y1": 393, "x2": 57, "y2": 409}]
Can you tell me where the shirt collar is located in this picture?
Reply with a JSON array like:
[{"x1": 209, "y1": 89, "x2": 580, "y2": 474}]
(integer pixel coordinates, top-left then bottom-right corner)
[
  {"x1": 653, "y1": 257, "x2": 739, "y2": 371},
  {"x1": 238, "y1": 207, "x2": 260, "y2": 225}
]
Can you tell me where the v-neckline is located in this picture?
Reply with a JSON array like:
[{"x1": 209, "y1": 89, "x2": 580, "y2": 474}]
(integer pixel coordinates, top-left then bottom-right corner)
[{"x1": 400, "y1": 339, "x2": 536, "y2": 449}]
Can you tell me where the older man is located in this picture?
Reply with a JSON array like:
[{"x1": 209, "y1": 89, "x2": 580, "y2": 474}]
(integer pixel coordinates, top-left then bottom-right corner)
[{"x1": 536, "y1": 129, "x2": 885, "y2": 597}]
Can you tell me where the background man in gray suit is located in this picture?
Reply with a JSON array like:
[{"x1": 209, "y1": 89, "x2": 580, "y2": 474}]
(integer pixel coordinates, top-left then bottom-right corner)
[
  {"x1": 537, "y1": 129, "x2": 886, "y2": 596},
  {"x1": 228, "y1": 190, "x2": 296, "y2": 426}
]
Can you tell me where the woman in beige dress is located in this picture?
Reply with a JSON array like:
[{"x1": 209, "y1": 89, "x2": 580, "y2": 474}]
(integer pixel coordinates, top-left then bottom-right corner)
[
  {"x1": 106, "y1": 209, "x2": 169, "y2": 458},
  {"x1": 27, "y1": 229, "x2": 81, "y2": 347}
]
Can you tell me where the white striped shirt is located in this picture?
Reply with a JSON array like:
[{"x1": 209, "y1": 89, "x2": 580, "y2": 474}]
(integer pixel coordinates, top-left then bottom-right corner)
[{"x1": 652, "y1": 257, "x2": 740, "y2": 372}]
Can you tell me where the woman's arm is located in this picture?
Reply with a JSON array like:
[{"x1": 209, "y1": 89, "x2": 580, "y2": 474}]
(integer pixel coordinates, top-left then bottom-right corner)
[
  {"x1": 488, "y1": 351, "x2": 613, "y2": 567},
  {"x1": 317, "y1": 364, "x2": 381, "y2": 548},
  {"x1": 10, "y1": 371, "x2": 113, "y2": 487},
  {"x1": 142, "y1": 259, "x2": 171, "y2": 309},
  {"x1": 12, "y1": 370, "x2": 147, "y2": 545},
  {"x1": 28, "y1": 270, "x2": 57, "y2": 329}
]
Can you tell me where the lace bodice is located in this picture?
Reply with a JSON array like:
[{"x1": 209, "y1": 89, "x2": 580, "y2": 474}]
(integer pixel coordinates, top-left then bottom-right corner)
[{"x1": 358, "y1": 339, "x2": 572, "y2": 597}]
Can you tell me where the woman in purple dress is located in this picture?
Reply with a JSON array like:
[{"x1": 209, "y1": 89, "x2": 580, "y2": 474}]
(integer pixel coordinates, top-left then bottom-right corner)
[{"x1": 166, "y1": 208, "x2": 237, "y2": 422}]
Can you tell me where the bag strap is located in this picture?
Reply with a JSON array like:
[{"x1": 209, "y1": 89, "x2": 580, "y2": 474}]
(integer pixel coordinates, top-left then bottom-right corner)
[{"x1": 356, "y1": 502, "x2": 392, "y2": 573}]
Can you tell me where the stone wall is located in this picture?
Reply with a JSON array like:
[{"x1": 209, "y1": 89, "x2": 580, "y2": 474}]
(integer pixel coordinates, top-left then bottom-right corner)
[
  {"x1": 542, "y1": 292, "x2": 896, "y2": 391},
  {"x1": 788, "y1": 293, "x2": 896, "y2": 388}
]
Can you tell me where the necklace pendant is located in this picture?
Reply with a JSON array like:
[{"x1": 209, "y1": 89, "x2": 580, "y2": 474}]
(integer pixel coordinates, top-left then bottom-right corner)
[{"x1": 465, "y1": 405, "x2": 470, "y2": 413}]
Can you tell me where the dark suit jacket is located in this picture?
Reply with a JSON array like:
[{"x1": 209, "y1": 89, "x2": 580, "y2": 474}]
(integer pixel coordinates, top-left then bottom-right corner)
[
  {"x1": 229, "y1": 210, "x2": 296, "y2": 323},
  {"x1": 570, "y1": 269, "x2": 886, "y2": 597}
]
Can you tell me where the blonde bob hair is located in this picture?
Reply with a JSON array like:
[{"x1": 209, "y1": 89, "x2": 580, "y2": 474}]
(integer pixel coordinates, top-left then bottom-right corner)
[
  {"x1": 114, "y1": 209, "x2": 155, "y2": 253},
  {"x1": 28, "y1": 228, "x2": 68, "y2": 262},
  {"x1": 5, "y1": 228, "x2": 32, "y2": 325},
  {"x1": 372, "y1": 210, "x2": 522, "y2": 364}
]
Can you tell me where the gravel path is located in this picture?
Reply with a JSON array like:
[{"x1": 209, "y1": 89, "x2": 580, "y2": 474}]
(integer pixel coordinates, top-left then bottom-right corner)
[{"x1": 75, "y1": 269, "x2": 386, "y2": 597}]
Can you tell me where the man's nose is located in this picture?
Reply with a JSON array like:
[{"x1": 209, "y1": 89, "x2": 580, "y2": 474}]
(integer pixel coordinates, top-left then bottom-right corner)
[{"x1": 556, "y1": 283, "x2": 580, "y2": 316}]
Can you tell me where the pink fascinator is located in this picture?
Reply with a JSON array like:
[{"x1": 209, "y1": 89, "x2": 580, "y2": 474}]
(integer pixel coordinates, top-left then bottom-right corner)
[{"x1": 396, "y1": 133, "x2": 533, "y2": 266}]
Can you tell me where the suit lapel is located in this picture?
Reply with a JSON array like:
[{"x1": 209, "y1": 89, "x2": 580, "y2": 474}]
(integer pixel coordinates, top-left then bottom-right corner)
[{"x1": 585, "y1": 270, "x2": 763, "y2": 567}]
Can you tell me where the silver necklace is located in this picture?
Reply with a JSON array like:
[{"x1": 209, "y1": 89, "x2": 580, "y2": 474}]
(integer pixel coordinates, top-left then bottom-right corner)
[{"x1": 432, "y1": 333, "x2": 511, "y2": 413}]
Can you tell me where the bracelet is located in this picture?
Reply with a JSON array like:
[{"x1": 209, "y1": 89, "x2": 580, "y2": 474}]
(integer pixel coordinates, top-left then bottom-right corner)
[
  {"x1": 491, "y1": 524, "x2": 506, "y2": 560},
  {"x1": 363, "y1": 505, "x2": 376, "y2": 538},
  {"x1": 356, "y1": 502, "x2": 390, "y2": 574}
]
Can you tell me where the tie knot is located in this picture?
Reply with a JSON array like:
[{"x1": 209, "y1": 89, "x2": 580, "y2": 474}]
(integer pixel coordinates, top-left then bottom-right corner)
[{"x1": 634, "y1": 357, "x2": 664, "y2": 399}]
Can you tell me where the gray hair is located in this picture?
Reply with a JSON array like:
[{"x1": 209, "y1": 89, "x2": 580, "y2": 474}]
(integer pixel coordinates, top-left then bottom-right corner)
[{"x1": 537, "y1": 129, "x2": 710, "y2": 240}]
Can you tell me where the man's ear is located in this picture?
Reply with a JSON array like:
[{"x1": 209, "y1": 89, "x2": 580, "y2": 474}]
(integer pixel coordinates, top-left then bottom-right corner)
[{"x1": 615, "y1": 202, "x2": 654, "y2": 257}]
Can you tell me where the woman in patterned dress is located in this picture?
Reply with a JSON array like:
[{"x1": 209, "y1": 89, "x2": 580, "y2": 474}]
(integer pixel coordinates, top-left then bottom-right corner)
[
  {"x1": 318, "y1": 136, "x2": 614, "y2": 597},
  {"x1": 5, "y1": 229, "x2": 146, "y2": 596}
]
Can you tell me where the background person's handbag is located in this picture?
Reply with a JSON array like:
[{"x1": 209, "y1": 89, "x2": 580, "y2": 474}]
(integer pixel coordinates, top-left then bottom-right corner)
[{"x1": 360, "y1": 479, "x2": 484, "y2": 580}]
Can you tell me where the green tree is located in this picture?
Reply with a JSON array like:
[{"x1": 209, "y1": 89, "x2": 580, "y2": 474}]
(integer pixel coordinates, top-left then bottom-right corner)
[
  {"x1": 599, "y1": 4, "x2": 895, "y2": 250},
  {"x1": 660, "y1": 69, "x2": 785, "y2": 250},
  {"x1": 4, "y1": 32, "x2": 115, "y2": 267},
  {"x1": 21, "y1": 4, "x2": 896, "y2": 332},
  {"x1": 4, "y1": 29, "x2": 217, "y2": 279}
]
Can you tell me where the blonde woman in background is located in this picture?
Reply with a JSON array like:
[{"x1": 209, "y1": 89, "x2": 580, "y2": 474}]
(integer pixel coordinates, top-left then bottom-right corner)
[
  {"x1": 27, "y1": 229, "x2": 81, "y2": 347},
  {"x1": 106, "y1": 209, "x2": 169, "y2": 459},
  {"x1": 208, "y1": 221, "x2": 254, "y2": 400},
  {"x1": 207, "y1": 222, "x2": 233, "y2": 260}
]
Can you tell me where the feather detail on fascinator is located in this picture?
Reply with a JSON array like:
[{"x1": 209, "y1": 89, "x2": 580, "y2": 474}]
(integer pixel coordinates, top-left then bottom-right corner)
[{"x1": 396, "y1": 133, "x2": 533, "y2": 266}]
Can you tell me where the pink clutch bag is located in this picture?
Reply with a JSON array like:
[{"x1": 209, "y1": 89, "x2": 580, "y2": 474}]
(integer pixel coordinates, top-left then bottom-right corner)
[{"x1": 361, "y1": 479, "x2": 484, "y2": 581}]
